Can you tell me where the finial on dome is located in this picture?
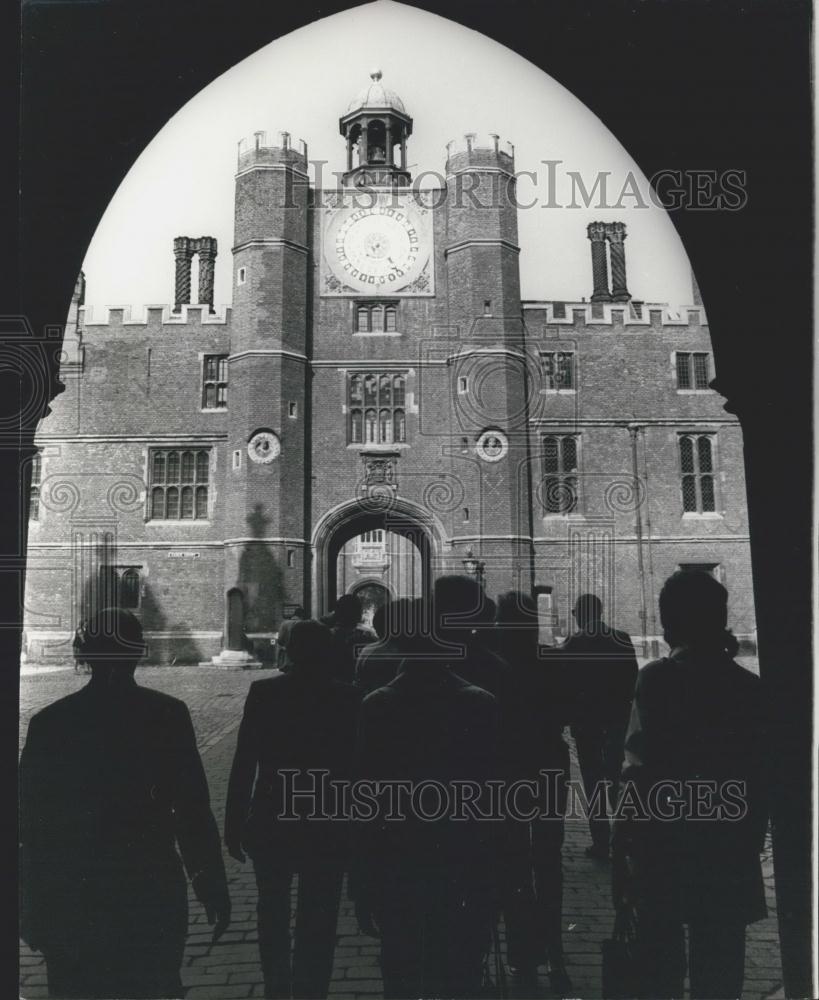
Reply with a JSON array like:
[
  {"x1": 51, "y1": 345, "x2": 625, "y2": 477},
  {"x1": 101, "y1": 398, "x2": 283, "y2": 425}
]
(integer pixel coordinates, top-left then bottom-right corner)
[{"x1": 370, "y1": 68, "x2": 383, "y2": 81}]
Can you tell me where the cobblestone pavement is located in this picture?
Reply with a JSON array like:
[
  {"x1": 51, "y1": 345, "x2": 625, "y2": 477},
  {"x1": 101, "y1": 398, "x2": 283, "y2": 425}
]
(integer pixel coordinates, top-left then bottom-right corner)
[{"x1": 19, "y1": 666, "x2": 782, "y2": 999}]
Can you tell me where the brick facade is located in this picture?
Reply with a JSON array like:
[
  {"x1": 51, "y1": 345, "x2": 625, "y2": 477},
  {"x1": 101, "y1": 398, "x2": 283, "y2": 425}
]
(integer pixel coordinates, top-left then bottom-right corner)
[{"x1": 23, "y1": 85, "x2": 755, "y2": 664}]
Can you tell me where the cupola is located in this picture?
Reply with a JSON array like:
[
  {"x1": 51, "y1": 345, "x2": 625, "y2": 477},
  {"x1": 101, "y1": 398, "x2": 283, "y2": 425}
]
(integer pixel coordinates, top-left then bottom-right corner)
[{"x1": 339, "y1": 69, "x2": 413, "y2": 187}]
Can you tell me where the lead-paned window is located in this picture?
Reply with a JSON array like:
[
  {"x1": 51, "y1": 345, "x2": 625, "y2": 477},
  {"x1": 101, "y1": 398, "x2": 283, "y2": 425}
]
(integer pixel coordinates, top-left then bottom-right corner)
[
  {"x1": 675, "y1": 352, "x2": 710, "y2": 390},
  {"x1": 348, "y1": 373, "x2": 407, "y2": 444},
  {"x1": 541, "y1": 351, "x2": 575, "y2": 390},
  {"x1": 542, "y1": 434, "x2": 579, "y2": 513},
  {"x1": 148, "y1": 448, "x2": 211, "y2": 519},
  {"x1": 355, "y1": 302, "x2": 399, "y2": 334},
  {"x1": 203, "y1": 354, "x2": 228, "y2": 409},
  {"x1": 28, "y1": 451, "x2": 42, "y2": 521},
  {"x1": 679, "y1": 433, "x2": 716, "y2": 513},
  {"x1": 29, "y1": 451, "x2": 42, "y2": 521}
]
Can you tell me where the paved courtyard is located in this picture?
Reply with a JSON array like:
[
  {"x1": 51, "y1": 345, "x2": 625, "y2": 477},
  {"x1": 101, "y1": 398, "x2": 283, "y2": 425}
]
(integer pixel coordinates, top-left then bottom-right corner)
[{"x1": 19, "y1": 665, "x2": 782, "y2": 999}]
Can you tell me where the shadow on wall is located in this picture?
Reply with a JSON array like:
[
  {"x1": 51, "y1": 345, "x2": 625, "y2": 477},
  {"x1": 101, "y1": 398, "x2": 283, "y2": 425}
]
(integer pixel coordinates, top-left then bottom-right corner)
[
  {"x1": 140, "y1": 582, "x2": 203, "y2": 665},
  {"x1": 238, "y1": 504, "x2": 286, "y2": 660}
]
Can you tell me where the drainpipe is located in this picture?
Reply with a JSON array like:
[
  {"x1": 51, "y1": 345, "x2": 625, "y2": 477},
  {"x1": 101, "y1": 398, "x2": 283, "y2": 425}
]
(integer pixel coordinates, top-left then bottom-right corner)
[{"x1": 628, "y1": 423, "x2": 648, "y2": 657}]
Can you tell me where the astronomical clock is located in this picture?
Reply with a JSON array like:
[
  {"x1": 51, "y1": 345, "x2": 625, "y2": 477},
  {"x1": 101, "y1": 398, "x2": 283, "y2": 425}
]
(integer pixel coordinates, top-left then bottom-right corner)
[{"x1": 320, "y1": 191, "x2": 435, "y2": 296}]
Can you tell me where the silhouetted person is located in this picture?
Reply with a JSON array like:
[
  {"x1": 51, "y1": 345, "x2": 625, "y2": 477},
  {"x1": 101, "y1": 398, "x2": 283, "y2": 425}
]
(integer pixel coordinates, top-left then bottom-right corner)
[
  {"x1": 353, "y1": 576, "x2": 500, "y2": 998},
  {"x1": 225, "y1": 620, "x2": 361, "y2": 999},
  {"x1": 330, "y1": 593, "x2": 376, "y2": 684},
  {"x1": 612, "y1": 571, "x2": 768, "y2": 999},
  {"x1": 494, "y1": 591, "x2": 573, "y2": 995},
  {"x1": 354, "y1": 597, "x2": 423, "y2": 694},
  {"x1": 19, "y1": 608, "x2": 230, "y2": 999},
  {"x1": 71, "y1": 619, "x2": 91, "y2": 674},
  {"x1": 562, "y1": 593, "x2": 638, "y2": 859},
  {"x1": 276, "y1": 606, "x2": 306, "y2": 671},
  {"x1": 431, "y1": 575, "x2": 512, "y2": 701}
]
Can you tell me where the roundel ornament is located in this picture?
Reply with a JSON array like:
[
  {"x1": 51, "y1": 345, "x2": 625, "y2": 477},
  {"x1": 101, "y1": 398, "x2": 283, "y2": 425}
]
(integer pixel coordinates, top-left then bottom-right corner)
[
  {"x1": 247, "y1": 431, "x2": 280, "y2": 464},
  {"x1": 476, "y1": 430, "x2": 508, "y2": 463}
]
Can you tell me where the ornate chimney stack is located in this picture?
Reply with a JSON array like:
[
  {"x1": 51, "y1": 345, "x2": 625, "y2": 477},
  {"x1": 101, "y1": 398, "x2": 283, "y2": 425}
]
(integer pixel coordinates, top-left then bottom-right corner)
[
  {"x1": 606, "y1": 221, "x2": 631, "y2": 303},
  {"x1": 196, "y1": 237, "x2": 218, "y2": 313},
  {"x1": 587, "y1": 222, "x2": 612, "y2": 302},
  {"x1": 172, "y1": 236, "x2": 218, "y2": 312},
  {"x1": 173, "y1": 237, "x2": 194, "y2": 311}
]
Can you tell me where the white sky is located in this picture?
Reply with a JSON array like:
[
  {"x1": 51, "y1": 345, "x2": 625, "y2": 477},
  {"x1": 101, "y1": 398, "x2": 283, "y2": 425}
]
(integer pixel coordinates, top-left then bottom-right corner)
[{"x1": 81, "y1": 0, "x2": 694, "y2": 315}]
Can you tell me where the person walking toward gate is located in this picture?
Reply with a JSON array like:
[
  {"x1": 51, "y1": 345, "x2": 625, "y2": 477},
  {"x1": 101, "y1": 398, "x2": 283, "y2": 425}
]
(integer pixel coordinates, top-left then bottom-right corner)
[
  {"x1": 612, "y1": 569, "x2": 768, "y2": 998},
  {"x1": 352, "y1": 575, "x2": 500, "y2": 999},
  {"x1": 494, "y1": 591, "x2": 573, "y2": 995},
  {"x1": 225, "y1": 619, "x2": 361, "y2": 999},
  {"x1": 19, "y1": 608, "x2": 230, "y2": 999},
  {"x1": 330, "y1": 593, "x2": 376, "y2": 684},
  {"x1": 275, "y1": 605, "x2": 306, "y2": 671},
  {"x1": 562, "y1": 593, "x2": 638, "y2": 859}
]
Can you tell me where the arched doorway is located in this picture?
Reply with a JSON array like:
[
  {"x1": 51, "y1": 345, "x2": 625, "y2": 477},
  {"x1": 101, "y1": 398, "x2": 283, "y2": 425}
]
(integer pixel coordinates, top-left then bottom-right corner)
[
  {"x1": 225, "y1": 587, "x2": 244, "y2": 651},
  {"x1": 312, "y1": 497, "x2": 444, "y2": 618}
]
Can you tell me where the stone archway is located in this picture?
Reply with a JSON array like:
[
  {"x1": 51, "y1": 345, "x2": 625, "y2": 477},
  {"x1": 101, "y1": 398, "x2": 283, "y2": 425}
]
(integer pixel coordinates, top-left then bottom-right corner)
[{"x1": 311, "y1": 496, "x2": 446, "y2": 618}]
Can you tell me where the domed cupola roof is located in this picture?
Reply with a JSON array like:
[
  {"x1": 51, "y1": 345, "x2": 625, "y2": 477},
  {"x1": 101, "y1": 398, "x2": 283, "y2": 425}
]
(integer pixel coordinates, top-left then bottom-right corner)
[{"x1": 346, "y1": 69, "x2": 407, "y2": 115}]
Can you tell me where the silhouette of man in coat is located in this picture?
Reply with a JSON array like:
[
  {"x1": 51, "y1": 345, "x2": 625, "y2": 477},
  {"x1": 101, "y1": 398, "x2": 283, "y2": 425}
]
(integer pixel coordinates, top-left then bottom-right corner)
[
  {"x1": 352, "y1": 577, "x2": 500, "y2": 999},
  {"x1": 562, "y1": 593, "x2": 638, "y2": 859},
  {"x1": 225, "y1": 620, "x2": 361, "y2": 999},
  {"x1": 19, "y1": 608, "x2": 230, "y2": 999},
  {"x1": 613, "y1": 570, "x2": 768, "y2": 998}
]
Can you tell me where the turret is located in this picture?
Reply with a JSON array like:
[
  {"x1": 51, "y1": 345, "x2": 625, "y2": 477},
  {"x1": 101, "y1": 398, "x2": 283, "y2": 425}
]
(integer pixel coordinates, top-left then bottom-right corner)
[
  {"x1": 215, "y1": 128, "x2": 310, "y2": 660},
  {"x1": 443, "y1": 132, "x2": 533, "y2": 594}
]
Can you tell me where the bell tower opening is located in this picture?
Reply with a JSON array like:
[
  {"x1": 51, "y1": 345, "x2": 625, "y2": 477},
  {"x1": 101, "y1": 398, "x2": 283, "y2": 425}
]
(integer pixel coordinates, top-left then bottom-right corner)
[{"x1": 340, "y1": 69, "x2": 413, "y2": 187}]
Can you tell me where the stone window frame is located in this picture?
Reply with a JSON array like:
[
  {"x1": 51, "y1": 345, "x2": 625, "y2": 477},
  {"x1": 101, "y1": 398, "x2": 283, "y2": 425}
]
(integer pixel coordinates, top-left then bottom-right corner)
[
  {"x1": 673, "y1": 350, "x2": 711, "y2": 392},
  {"x1": 678, "y1": 432, "x2": 721, "y2": 516},
  {"x1": 541, "y1": 432, "x2": 582, "y2": 515},
  {"x1": 201, "y1": 354, "x2": 228, "y2": 410},
  {"x1": 539, "y1": 350, "x2": 576, "y2": 392},
  {"x1": 347, "y1": 371, "x2": 408, "y2": 446},
  {"x1": 147, "y1": 447, "x2": 212, "y2": 522}
]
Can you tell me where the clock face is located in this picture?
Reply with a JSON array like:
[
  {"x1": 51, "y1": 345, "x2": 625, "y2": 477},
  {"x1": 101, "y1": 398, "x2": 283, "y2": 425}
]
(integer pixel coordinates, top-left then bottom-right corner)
[
  {"x1": 247, "y1": 431, "x2": 280, "y2": 464},
  {"x1": 476, "y1": 430, "x2": 509, "y2": 463},
  {"x1": 322, "y1": 192, "x2": 434, "y2": 296}
]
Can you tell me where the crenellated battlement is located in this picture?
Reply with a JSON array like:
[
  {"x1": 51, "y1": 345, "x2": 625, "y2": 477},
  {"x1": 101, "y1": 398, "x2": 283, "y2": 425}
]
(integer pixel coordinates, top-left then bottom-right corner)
[
  {"x1": 79, "y1": 303, "x2": 231, "y2": 327},
  {"x1": 236, "y1": 131, "x2": 309, "y2": 174},
  {"x1": 521, "y1": 300, "x2": 707, "y2": 329},
  {"x1": 445, "y1": 133, "x2": 515, "y2": 175}
]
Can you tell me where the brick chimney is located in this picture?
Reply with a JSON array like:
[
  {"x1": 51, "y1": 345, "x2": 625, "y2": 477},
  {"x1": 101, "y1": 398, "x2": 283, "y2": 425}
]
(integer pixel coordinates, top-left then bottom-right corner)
[
  {"x1": 606, "y1": 222, "x2": 631, "y2": 303},
  {"x1": 196, "y1": 237, "x2": 217, "y2": 313},
  {"x1": 587, "y1": 222, "x2": 612, "y2": 302},
  {"x1": 172, "y1": 236, "x2": 218, "y2": 312},
  {"x1": 173, "y1": 237, "x2": 193, "y2": 311}
]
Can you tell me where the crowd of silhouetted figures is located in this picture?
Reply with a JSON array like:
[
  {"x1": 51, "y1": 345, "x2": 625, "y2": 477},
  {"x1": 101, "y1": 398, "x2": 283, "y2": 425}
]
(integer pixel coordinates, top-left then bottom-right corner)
[{"x1": 20, "y1": 570, "x2": 768, "y2": 1000}]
